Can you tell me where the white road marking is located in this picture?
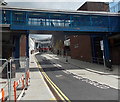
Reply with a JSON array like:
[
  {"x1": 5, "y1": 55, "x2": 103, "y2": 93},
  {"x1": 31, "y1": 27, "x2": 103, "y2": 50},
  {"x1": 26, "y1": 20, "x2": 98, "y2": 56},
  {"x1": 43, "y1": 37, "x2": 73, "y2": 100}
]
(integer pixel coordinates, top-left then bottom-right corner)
[
  {"x1": 56, "y1": 75, "x2": 63, "y2": 78},
  {"x1": 62, "y1": 70, "x2": 71, "y2": 75},
  {"x1": 73, "y1": 75, "x2": 110, "y2": 89},
  {"x1": 53, "y1": 64, "x2": 62, "y2": 68}
]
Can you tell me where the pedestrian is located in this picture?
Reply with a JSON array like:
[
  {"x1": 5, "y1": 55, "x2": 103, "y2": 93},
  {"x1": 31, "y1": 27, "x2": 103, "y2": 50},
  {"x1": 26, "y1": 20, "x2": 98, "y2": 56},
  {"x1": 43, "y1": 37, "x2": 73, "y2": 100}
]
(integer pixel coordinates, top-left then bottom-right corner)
[
  {"x1": 40, "y1": 20, "x2": 43, "y2": 26},
  {"x1": 57, "y1": 50, "x2": 59, "y2": 55}
]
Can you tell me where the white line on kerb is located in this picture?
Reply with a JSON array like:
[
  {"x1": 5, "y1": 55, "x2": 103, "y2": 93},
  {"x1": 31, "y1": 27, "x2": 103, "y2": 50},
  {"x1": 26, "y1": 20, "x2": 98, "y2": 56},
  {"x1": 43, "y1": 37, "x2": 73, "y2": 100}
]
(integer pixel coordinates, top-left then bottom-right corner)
[{"x1": 0, "y1": 92, "x2": 2, "y2": 99}]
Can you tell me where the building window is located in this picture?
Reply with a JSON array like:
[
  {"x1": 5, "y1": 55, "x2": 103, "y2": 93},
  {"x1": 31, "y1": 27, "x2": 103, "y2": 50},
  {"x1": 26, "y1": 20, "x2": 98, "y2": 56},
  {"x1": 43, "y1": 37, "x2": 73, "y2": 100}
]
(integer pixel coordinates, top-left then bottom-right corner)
[{"x1": 74, "y1": 44, "x2": 79, "y2": 48}]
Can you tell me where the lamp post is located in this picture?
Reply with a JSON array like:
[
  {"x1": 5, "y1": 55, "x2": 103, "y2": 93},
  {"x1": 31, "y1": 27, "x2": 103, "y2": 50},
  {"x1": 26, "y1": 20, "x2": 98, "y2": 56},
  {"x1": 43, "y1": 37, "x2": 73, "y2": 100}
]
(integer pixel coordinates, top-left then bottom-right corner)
[
  {"x1": 64, "y1": 35, "x2": 68, "y2": 62},
  {"x1": 66, "y1": 50, "x2": 68, "y2": 62}
]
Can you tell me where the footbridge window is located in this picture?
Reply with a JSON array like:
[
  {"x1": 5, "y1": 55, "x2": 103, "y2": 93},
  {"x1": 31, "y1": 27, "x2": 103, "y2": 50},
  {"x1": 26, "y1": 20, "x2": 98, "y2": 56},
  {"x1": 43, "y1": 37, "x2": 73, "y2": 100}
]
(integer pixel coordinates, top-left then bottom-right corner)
[
  {"x1": 13, "y1": 11, "x2": 26, "y2": 25},
  {"x1": 27, "y1": 13, "x2": 71, "y2": 28},
  {"x1": 91, "y1": 16, "x2": 109, "y2": 27},
  {"x1": 71, "y1": 15, "x2": 91, "y2": 27}
]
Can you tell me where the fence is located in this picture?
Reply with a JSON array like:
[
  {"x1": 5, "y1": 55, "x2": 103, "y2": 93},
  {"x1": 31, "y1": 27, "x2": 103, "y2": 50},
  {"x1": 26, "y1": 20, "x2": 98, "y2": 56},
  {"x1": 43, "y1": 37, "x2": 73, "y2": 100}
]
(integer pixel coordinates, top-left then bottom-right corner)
[
  {"x1": 91, "y1": 57, "x2": 104, "y2": 64},
  {"x1": 0, "y1": 58, "x2": 30, "y2": 101},
  {"x1": 9, "y1": 58, "x2": 30, "y2": 101},
  {"x1": 0, "y1": 59, "x2": 9, "y2": 101}
]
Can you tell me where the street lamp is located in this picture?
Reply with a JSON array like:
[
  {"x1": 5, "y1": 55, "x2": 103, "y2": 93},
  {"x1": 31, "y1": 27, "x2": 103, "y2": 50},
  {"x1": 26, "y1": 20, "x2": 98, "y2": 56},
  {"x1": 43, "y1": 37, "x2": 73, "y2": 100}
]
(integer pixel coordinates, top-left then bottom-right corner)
[
  {"x1": 66, "y1": 50, "x2": 68, "y2": 62},
  {"x1": 64, "y1": 35, "x2": 68, "y2": 62}
]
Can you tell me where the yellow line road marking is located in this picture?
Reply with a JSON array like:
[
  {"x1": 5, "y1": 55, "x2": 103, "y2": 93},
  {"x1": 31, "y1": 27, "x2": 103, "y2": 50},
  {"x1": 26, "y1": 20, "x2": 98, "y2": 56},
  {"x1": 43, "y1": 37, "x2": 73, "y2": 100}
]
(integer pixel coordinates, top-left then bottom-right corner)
[
  {"x1": 37, "y1": 62, "x2": 65, "y2": 101},
  {"x1": 50, "y1": 98, "x2": 57, "y2": 100},
  {"x1": 43, "y1": 72, "x2": 71, "y2": 102},
  {"x1": 44, "y1": 73, "x2": 65, "y2": 101},
  {"x1": 34, "y1": 56, "x2": 71, "y2": 102}
]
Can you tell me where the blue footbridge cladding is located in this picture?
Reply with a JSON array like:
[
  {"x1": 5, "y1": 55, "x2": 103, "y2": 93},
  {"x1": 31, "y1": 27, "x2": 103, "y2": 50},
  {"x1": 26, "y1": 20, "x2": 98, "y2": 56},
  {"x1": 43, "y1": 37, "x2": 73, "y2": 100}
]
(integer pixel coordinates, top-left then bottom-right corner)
[{"x1": 1, "y1": 7, "x2": 120, "y2": 33}]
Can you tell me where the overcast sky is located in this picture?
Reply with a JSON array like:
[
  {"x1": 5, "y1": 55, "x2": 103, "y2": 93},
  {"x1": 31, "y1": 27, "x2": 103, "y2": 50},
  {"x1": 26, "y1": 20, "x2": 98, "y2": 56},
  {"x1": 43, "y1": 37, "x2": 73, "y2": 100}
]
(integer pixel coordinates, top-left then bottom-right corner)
[
  {"x1": 29, "y1": 34, "x2": 52, "y2": 40},
  {"x1": 5, "y1": 0, "x2": 113, "y2": 10}
]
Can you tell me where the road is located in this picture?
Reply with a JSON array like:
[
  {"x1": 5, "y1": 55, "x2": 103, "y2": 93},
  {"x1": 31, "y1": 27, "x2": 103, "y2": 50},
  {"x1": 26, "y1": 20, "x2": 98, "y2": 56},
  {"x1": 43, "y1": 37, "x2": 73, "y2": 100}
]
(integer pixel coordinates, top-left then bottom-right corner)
[{"x1": 35, "y1": 53, "x2": 119, "y2": 102}]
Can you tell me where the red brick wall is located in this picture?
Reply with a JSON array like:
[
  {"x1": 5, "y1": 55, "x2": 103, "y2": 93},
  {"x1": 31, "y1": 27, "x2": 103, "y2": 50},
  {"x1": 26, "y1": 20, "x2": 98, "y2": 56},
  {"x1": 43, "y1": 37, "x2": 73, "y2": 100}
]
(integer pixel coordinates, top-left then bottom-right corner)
[
  {"x1": 20, "y1": 35, "x2": 26, "y2": 57},
  {"x1": 70, "y1": 35, "x2": 92, "y2": 62},
  {"x1": 111, "y1": 47, "x2": 120, "y2": 65},
  {"x1": 110, "y1": 39, "x2": 120, "y2": 65},
  {"x1": 87, "y1": 2, "x2": 109, "y2": 11},
  {"x1": 77, "y1": 2, "x2": 109, "y2": 11}
]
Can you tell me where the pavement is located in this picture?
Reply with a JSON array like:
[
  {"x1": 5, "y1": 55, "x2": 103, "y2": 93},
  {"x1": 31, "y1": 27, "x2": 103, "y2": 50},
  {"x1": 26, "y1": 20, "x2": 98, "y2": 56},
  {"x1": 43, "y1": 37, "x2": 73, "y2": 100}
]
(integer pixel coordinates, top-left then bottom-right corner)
[
  {"x1": 46, "y1": 53, "x2": 119, "y2": 76},
  {"x1": 20, "y1": 52, "x2": 56, "y2": 101}
]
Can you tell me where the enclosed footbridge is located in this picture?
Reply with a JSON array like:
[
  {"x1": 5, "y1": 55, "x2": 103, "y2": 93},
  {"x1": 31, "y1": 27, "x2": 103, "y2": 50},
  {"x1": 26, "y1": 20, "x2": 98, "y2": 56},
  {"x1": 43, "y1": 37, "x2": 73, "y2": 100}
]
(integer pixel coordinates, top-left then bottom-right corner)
[{"x1": 1, "y1": 6, "x2": 120, "y2": 33}]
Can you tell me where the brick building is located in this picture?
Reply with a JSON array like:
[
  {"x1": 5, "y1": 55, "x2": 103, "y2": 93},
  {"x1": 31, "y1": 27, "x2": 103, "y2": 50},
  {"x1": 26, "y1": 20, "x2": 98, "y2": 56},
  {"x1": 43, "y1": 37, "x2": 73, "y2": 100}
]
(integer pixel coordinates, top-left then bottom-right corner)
[
  {"x1": 70, "y1": 2, "x2": 110, "y2": 63},
  {"x1": 70, "y1": 1, "x2": 120, "y2": 65},
  {"x1": 70, "y1": 35, "x2": 92, "y2": 62},
  {"x1": 109, "y1": 0, "x2": 120, "y2": 65},
  {"x1": 20, "y1": 35, "x2": 26, "y2": 57},
  {"x1": 109, "y1": 36, "x2": 120, "y2": 65},
  {"x1": 77, "y1": 2, "x2": 109, "y2": 11}
]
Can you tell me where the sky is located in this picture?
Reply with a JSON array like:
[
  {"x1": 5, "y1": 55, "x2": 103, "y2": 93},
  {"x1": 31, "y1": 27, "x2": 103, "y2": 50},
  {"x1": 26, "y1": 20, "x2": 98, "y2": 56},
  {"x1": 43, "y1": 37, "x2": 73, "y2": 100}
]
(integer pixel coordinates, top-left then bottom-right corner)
[
  {"x1": 5, "y1": 0, "x2": 113, "y2": 11},
  {"x1": 30, "y1": 34, "x2": 52, "y2": 40}
]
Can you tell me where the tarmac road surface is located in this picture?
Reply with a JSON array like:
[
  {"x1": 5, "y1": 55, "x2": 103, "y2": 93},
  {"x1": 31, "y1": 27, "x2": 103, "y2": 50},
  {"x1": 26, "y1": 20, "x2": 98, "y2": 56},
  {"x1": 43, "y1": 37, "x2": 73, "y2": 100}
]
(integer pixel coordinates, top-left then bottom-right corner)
[{"x1": 36, "y1": 53, "x2": 119, "y2": 102}]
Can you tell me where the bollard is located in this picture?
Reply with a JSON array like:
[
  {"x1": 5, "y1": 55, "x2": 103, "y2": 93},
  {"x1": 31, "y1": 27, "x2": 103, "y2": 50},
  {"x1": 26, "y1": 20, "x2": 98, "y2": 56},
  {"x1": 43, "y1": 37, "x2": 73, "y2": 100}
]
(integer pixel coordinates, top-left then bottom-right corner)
[
  {"x1": 66, "y1": 52, "x2": 68, "y2": 62},
  {"x1": 13, "y1": 75, "x2": 25, "y2": 102},
  {"x1": 25, "y1": 58, "x2": 29, "y2": 89},
  {"x1": 26, "y1": 71, "x2": 29, "y2": 86},
  {"x1": 25, "y1": 71, "x2": 28, "y2": 89},
  {"x1": 22, "y1": 75, "x2": 25, "y2": 89},
  {"x1": 13, "y1": 81, "x2": 17, "y2": 102},
  {"x1": 1, "y1": 88, "x2": 5, "y2": 102}
]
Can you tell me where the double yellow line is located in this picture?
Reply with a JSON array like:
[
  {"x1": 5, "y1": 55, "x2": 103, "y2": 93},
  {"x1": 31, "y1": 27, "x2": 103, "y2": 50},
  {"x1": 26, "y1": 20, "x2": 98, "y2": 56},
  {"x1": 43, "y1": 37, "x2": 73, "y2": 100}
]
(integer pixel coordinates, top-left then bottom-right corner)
[{"x1": 34, "y1": 57, "x2": 71, "y2": 102}]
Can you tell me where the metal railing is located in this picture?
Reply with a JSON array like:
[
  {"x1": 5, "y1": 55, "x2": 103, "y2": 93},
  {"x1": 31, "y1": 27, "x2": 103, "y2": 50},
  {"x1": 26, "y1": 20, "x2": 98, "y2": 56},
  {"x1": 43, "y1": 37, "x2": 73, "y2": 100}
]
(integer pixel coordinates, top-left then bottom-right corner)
[
  {"x1": 9, "y1": 58, "x2": 29, "y2": 101},
  {"x1": 0, "y1": 58, "x2": 30, "y2": 101},
  {"x1": 91, "y1": 57, "x2": 104, "y2": 64},
  {"x1": 0, "y1": 59, "x2": 9, "y2": 101}
]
